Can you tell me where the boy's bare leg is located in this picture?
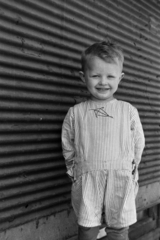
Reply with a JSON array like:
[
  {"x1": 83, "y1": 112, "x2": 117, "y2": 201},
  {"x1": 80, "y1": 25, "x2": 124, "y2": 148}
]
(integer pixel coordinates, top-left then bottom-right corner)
[
  {"x1": 78, "y1": 225, "x2": 99, "y2": 240},
  {"x1": 106, "y1": 227, "x2": 129, "y2": 240}
]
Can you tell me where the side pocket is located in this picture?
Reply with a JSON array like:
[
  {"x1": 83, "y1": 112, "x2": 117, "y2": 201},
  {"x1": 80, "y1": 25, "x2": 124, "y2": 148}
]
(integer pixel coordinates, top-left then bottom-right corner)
[
  {"x1": 71, "y1": 176, "x2": 82, "y2": 217},
  {"x1": 132, "y1": 160, "x2": 139, "y2": 197},
  {"x1": 133, "y1": 180, "x2": 139, "y2": 198}
]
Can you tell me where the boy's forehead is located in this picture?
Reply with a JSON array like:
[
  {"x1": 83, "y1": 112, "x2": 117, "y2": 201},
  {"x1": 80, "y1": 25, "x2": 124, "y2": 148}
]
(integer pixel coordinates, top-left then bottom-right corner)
[{"x1": 85, "y1": 55, "x2": 121, "y2": 69}]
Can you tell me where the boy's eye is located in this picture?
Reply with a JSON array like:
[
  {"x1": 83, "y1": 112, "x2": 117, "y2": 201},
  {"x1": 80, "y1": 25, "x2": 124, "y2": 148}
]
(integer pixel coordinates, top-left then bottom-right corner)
[
  {"x1": 108, "y1": 75, "x2": 115, "y2": 79},
  {"x1": 92, "y1": 75, "x2": 99, "y2": 78}
]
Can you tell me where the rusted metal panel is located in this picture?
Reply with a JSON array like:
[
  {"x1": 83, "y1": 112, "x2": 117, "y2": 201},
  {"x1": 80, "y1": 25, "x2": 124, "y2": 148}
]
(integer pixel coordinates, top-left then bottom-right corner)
[
  {"x1": 135, "y1": 227, "x2": 160, "y2": 240},
  {"x1": 0, "y1": 0, "x2": 159, "y2": 231},
  {"x1": 136, "y1": 182, "x2": 160, "y2": 211},
  {"x1": 0, "y1": 0, "x2": 74, "y2": 231}
]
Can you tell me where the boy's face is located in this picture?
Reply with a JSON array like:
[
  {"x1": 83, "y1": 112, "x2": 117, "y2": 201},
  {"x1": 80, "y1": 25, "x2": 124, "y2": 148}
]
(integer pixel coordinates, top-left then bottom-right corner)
[{"x1": 80, "y1": 56, "x2": 124, "y2": 102}]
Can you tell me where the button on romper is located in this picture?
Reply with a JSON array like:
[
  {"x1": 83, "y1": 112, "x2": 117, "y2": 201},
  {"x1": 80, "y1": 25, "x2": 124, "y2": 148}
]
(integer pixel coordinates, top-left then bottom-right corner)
[{"x1": 62, "y1": 99, "x2": 145, "y2": 228}]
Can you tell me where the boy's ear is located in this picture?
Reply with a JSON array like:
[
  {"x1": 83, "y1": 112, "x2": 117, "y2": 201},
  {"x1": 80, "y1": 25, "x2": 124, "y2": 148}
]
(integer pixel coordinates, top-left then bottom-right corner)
[
  {"x1": 119, "y1": 72, "x2": 124, "y2": 82},
  {"x1": 79, "y1": 71, "x2": 85, "y2": 83}
]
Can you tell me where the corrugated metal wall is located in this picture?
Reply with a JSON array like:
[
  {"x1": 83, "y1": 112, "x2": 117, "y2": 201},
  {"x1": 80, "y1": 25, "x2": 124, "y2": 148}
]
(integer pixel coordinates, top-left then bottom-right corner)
[{"x1": 0, "y1": 0, "x2": 160, "y2": 232}]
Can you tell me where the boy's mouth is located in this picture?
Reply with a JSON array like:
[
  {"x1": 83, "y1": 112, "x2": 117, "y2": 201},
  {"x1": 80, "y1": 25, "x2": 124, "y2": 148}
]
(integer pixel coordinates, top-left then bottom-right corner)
[{"x1": 96, "y1": 88, "x2": 110, "y2": 92}]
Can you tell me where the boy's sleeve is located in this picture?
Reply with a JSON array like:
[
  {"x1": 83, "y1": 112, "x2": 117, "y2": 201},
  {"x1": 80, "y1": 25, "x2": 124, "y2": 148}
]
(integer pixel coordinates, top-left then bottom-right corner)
[
  {"x1": 61, "y1": 107, "x2": 75, "y2": 180},
  {"x1": 131, "y1": 107, "x2": 145, "y2": 181}
]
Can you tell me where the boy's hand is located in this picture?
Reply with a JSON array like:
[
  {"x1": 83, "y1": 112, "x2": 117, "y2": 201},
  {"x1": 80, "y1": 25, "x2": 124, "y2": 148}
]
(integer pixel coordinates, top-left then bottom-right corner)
[{"x1": 66, "y1": 172, "x2": 74, "y2": 183}]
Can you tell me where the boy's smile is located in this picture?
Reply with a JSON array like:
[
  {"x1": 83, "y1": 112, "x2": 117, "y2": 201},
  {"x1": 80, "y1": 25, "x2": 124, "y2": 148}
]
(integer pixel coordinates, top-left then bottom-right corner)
[{"x1": 80, "y1": 56, "x2": 124, "y2": 102}]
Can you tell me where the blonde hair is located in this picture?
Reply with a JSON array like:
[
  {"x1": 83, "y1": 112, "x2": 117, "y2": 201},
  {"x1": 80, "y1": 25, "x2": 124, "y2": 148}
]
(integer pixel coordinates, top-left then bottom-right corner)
[{"x1": 81, "y1": 39, "x2": 124, "y2": 72}]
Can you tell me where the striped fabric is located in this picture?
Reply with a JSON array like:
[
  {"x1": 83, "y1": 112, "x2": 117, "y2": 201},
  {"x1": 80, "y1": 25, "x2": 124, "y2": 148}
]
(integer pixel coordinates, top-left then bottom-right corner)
[{"x1": 62, "y1": 99, "x2": 145, "y2": 227}]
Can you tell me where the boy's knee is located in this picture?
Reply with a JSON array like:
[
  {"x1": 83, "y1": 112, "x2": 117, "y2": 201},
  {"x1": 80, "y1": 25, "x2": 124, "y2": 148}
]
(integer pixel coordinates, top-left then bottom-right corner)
[
  {"x1": 78, "y1": 225, "x2": 99, "y2": 240},
  {"x1": 106, "y1": 227, "x2": 129, "y2": 240}
]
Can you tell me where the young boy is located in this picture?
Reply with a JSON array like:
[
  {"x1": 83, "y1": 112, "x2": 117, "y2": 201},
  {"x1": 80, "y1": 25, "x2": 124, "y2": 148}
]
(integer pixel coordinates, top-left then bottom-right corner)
[{"x1": 61, "y1": 39, "x2": 145, "y2": 240}]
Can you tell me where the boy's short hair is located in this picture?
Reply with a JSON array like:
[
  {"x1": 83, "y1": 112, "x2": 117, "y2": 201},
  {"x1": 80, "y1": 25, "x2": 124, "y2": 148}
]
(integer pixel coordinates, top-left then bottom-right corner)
[{"x1": 81, "y1": 38, "x2": 124, "y2": 72}]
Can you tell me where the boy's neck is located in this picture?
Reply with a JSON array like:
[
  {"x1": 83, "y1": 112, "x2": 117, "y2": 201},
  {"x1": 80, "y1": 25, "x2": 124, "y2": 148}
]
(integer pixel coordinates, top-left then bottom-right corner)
[{"x1": 89, "y1": 97, "x2": 116, "y2": 104}]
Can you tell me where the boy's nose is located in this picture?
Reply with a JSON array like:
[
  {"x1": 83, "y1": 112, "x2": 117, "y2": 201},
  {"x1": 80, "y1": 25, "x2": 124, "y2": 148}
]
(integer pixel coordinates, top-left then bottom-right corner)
[{"x1": 99, "y1": 76, "x2": 108, "y2": 85}]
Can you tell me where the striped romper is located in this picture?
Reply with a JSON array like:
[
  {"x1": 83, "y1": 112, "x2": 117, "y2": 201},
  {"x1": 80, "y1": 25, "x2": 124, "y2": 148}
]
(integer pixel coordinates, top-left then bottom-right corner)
[{"x1": 62, "y1": 99, "x2": 145, "y2": 228}]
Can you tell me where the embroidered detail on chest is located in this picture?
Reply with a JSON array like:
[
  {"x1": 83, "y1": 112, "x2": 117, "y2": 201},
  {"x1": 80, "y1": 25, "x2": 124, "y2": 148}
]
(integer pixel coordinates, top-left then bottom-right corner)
[{"x1": 90, "y1": 107, "x2": 113, "y2": 118}]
